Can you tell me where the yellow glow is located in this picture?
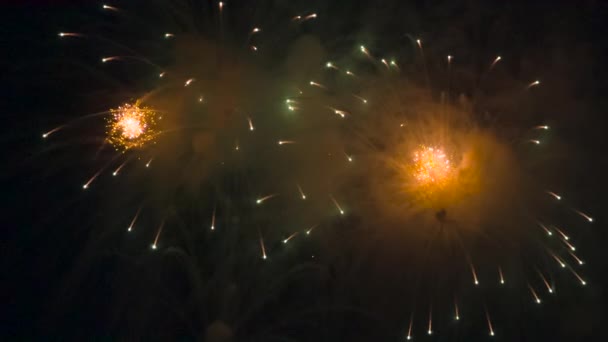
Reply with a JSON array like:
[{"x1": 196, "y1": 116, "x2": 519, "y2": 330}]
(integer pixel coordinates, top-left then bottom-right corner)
[{"x1": 106, "y1": 102, "x2": 158, "y2": 151}]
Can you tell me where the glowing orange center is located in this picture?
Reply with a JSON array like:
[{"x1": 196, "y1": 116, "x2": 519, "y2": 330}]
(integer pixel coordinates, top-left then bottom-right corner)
[
  {"x1": 412, "y1": 146, "x2": 452, "y2": 185},
  {"x1": 118, "y1": 113, "x2": 145, "y2": 139}
]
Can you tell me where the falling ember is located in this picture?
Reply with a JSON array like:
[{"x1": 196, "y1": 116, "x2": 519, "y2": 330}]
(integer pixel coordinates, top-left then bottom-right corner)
[
  {"x1": 529, "y1": 139, "x2": 541, "y2": 145},
  {"x1": 537, "y1": 270, "x2": 554, "y2": 293},
  {"x1": 546, "y1": 191, "x2": 562, "y2": 200},
  {"x1": 297, "y1": 184, "x2": 306, "y2": 200},
  {"x1": 567, "y1": 250, "x2": 584, "y2": 265},
  {"x1": 549, "y1": 251, "x2": 567, "y2": 268},
  {"x1": 352, "y1": 94, "x2": 368, "y2": 103},
  {"x1": 528, "y1": 284, "x2": 542, "y2": 304},
  {"x1": 151, "y1": 219, "x2": 165, "y2": 250},
  {"x1": 218, "y1": 1, "x2": 223, "y2": 11},
  {"x1": 427, "y1": 307, "x2": 433, "y2": 335},
  {"x1": 259, "y1": 234, "x2": 267, "y2": 260},
  {"x1": 127, "y1": 206, "x2": 142, "y2": 232},
  {"x1": 573, "y1": 209, "x2": 594, "y2": 222},
  {"x1": 106, "y1": 102, "x2": 157, "y2": 151},
  {"x1": 499, "y1": 267, "x2": 505, "y2": 284},
  {"x1": 305, "y1": 224, "x2": 318, "y2": 235},
  {"x1": 42, "y1": 126, "x2": 64, "y2": 139},
  {"x1": 309, "y1": 80, "x2": 326, "y2": 89},
  {"x1": 454, "y1": 299, "x2": 460, "y2": 320},
  {"x1": 256, "y1": 194, "x2": 277, "y2": 204},
  {"x1": 145, "y1": 158, "x2": 153, "y2": 168},
  {"x1": 283, "y1": 232, "x2": 298, "y2": 244},
  {"x1": 330, "y1": 195, "x2": 345, "y2": 215},
  {"x1": 325, "y1": 61, "x2": 337, "y2": 69},
  {"x1": 490, "y1": 55, "x2": 502, "y2": 69},
  {"x1": 101, "y1": 56, "x2": 120, "y2": 63},
  {"x1": 416, "y1": 39, "x2": 422, "y2": 49},
  {"x1": 569, "y1": 268, "x2": 587, "y2": 285},
  {"x1": 164, "y1": 33, "x2": 174, "y2": 38},
  {"x1": 486, "y1": 309, "x2": 495, "y2": 336},
  {"x1": 58, "y1": 32, "x2": 82, "y2": 38},
  {"x1": 469, "y1": 260, "x2": 479, "y2": 285},
  {"x1": 303, "y1": 13, "x2": 317, "y2": 21},
  {"x1": 247, "y1": 117, "x2": 254, "y2": 131},
  {"x1": 278, "y1": 140, "x2": 295, "y2": 145},
  {"x1": 406, "y1": 314, "x2": 413, "y2": 340},
  {"x1": 102, "y1": 4, "x2": 118, "y2": 11},
  {"x1": 561, "y1": 237, "x2": 576, "y2": 251},
  {"x1": 360, "y1": 45, "x2": 371, "y2": 58},
  {"x1": 184, "y1": 78, "x2": 195, "y2": 86},
  {"x1": 112, "y1": 159, "x2": 128, "y2": 176},
  {"x1": 538, "y1": 222, "x2": 553, "y2": 236},
  {"x1": 553, "y1": 226, "x2": 570, "y2": 240},
  {"x1": 332, "y1": 108, "x2": 349, "y2": 118},
  {"x1": 159, "y1": 72, "x2": 166, "y2": 78},
  {"x1": 527, "y1": 80, "x2": 541, "y2": 88},
  {"x1": 381, "y1": 59, "x2": 389, "y2": 68},
  {"x1": 210, "y1": 205, "x2": 216, "y2": 230},
  {"x1": 535, "y1": 125, "x2": 550, "y2": 130},
  {"x1": 251, "y1": 27, "x2": 261, "y2": 33},
  {"x1": 82, "y1": 169, "x2": 102, "y2": 190}
]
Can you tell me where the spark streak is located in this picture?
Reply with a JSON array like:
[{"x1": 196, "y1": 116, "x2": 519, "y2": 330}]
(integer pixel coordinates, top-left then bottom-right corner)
[
  {"x1": 553, "y1": 226, "x2": 570, "y2": 240},
  {"x1": 528, "y1": 283, "x2": 542, "y2": 304},
  {"x1": 58, "y1": 32, "x2": 83, "y2": 38},
  {"x1": 102, "y1": 4, "x2": 118, "y2": 11},
  {"x1": 569, "y1": 268, "x2": 586, "y2": 285},
  {"x1": 537, "y1": 270, "x2": 554, "y2": 293},
  {"x1": 499, "y1": 266, "x2": 505, "y2": 284},
  {"x1": 549, "y1": 251, "x2": 567, "y2": 268},
  {"x1": 151, "y1": 219, "x2": 165, "y2": 250},
  {"x1": 145, "y1": 158, "x2": 153, "y2": 168},
  {"x1": 538, "y1": 222, "x2": 553, "y2": 236},
  {"x1": 83, "y1": 169, "x2": 102, "y2": 189},
  {"x1": 112, "y1": 159, "x2": 129, "y2": 176},
  {"x1": 309, "y1": 80, "x2": 326, "y2": 89},
  {"x1": 164, "y1": 33, "x2": 174, "y2": 38},
  {"x1": 573, "y1": 209, "x2": 593, "y2": 222},
  {"x1": 42, "y1": 126, "x2": 65, "y2": 139},
  {"x1": 305, "y1": 224, "x2": 318, "y2": 235},
  {"x1": 277, "y1": 140, "x2": 295, "y2": 145},
  {"x1": 527, "y1": 80, "x2": 541, "y2": 88},
  {"x1": 546, "y1": 191, "x2": 562, "y2": 200},
  {"x1": 283, "y1": 232, "x2": 299, "y2": 243},
  {"x1": 247, "y1": 117, "x2": 254, "y2": 131},
  {"x1": 490, "y1": 56, "x2": 502, "y2": 69},
  {"x1": 406, "y1": 314, "x2": 413, "y2": 340},
  {"x1": 561, "y1": 237, "x2": 576, "y2": 251},
  {"x1": 330, "y1": 195, "x2": 344, "y2": 215},
  {"x1": 486, "y1": 309, "x2": 495, "y2": 336},
  {"x1": 297, "y1": 184, "x2": 306, "y2": 200},
  {"x1": 469, "y1": 260, "x2": 479, "y2": 285},
  {"x1": 210, "y1": 205, "x2": 216, "y2": 230},
  {"x1": 259, "y1": 234, "x2": 267, "y2": 260},
  {"x1": 567, "y1": 250, "x2": 584, "y2": 265},
  {"x1": 427, "y1": 306, "x2": 432, "y2": 335},
  {"x1": 454, "y1": 299, "x2": 460, "y2": 320},
  {"x1": 185, "y1": 78, "x2": 195, "y2": 86},
  {"x1": 256, "y1": 194, "x2": 277, "y2": 204},
  {"x1": 352, "y1": 94, "x2": 368, "y2": 103},
  {"x1": 127, "y1": 206, "x2": 142, "y2": 232},
  {"x1": 535, "y1": 125, "x2": 550, "y2": 130}
]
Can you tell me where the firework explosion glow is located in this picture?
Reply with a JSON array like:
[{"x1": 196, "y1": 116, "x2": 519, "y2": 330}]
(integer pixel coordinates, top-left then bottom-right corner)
[
  {"x1": 106, "y1": 102, "x2": 158, "y2": 150},
  {"x1": 9, "y1": 1, "x2": 603, "y2": 340}
]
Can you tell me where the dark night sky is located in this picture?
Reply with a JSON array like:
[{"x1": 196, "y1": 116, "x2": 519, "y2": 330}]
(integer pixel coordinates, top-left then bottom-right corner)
[{"x1": 2, "y1": 1, "x2": 608, "y2": 341}]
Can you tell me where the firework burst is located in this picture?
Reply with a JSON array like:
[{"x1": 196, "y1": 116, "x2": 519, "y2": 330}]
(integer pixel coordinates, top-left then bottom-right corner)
[
  {"x1": 106, "y1": 101, "x2": 158, "y2": 151},
  {"x1": 36, "y1": 1, "x2": 597, "y2": 339}
]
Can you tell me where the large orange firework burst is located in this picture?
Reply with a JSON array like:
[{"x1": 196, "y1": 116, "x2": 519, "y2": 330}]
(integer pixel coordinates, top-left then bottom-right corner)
[{"x1": 106, "y1": 101, "x2": 158, "y2": 151}]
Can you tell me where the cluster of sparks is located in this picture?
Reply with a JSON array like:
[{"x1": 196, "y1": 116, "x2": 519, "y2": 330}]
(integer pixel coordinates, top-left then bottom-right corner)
[
  {"x1": 41, "y1": 2, "x2": 600, "y2": 339},
  {"x1": 106, "y1": 102, "x2": 157, "y2": 151},
  {"x1": 412, "y1": 145, "x2": 453, "y2": 189}
]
